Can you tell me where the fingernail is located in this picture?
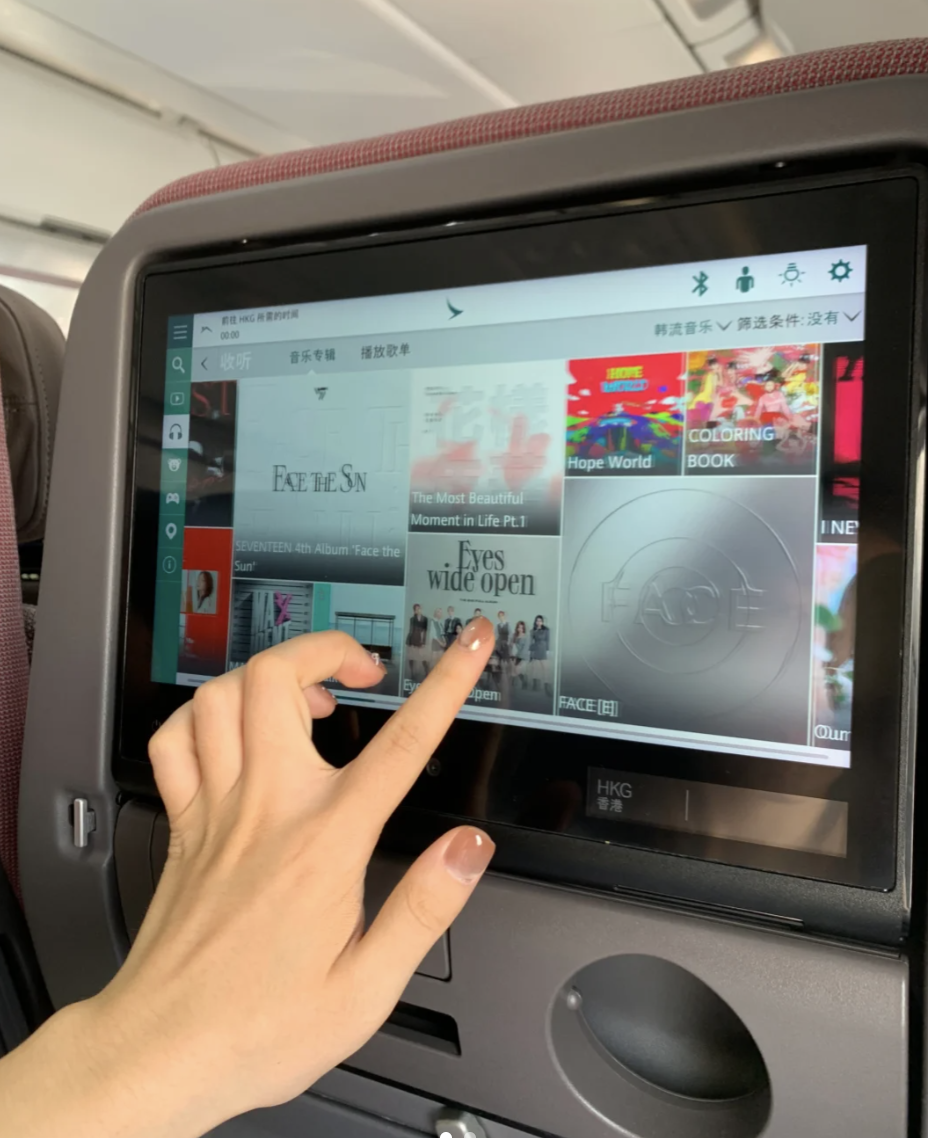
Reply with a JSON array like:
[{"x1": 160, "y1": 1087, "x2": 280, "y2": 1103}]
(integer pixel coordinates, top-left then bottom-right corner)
[
  {"x1": 456, "y1": 616, "x2": 493, "y2": 652},
  {"x1": 314, "y1": 683, "x2": 337, "y2": 706},
  {"x1": 443, "y1": 827, "x2": 495, "y2": 884},
  {"x1": 368, "y1": 651, "x2": 386, "y2": 672}
]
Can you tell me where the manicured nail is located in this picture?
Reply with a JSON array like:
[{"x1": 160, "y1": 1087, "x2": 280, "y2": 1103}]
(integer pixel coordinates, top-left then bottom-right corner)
[
  {"x1": 456, "y1": 616, "x2": 493, "y2": 651},
  {"x1": 368, "y1": 651, "x2": 386, "y2": 672},
  {"x1": 443, "y1": 827, "x2": 495, "y2": 884}
]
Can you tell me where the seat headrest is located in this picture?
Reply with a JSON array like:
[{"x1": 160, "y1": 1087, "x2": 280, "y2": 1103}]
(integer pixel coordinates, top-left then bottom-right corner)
[{"x1": 0, "y1": 285, "x2": 65, "y2": 545}]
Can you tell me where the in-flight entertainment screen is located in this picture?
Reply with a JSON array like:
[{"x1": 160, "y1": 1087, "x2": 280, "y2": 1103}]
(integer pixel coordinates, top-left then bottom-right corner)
[
  {"x1": 152, "y1": 247, "x2": 862, "y2": 768},
  {"x1": 121, "y1": 178, "x2": 918, "y2": 891}
]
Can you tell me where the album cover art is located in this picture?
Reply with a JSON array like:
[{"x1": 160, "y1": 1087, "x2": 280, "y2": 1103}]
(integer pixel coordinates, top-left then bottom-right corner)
[
  {"x1": 177, "y1": 528, "x2": 233, "y2": 678},
  {"x1": 228, "y1": 578, "x2": 314, "y2": 669},
  {"x1": 566, "y1": 353, "x2": 686, "y2": 476},
  {"x1": 232, "y1": 372, "x2": 411, "y2": 585},
  {"x1": 685, "y1": 345, "x2": 820, "y2": 475},
  {"x1": 811, "y1": 544, "x2": 856, "y2": 752},
  {"x1": 185, "y1": 381, "x2": 237, "y2": 528},
  {"x1": 403, "y1": 532, "x2": 560, "y2": 714},
  {"x1": 312, "y1": 581, "x2": 405, "y2": 697},
  {"x1": 819, "y1": 343, "x2": 863, "y2": 543},
  {"x1": 182, "y1": 569, "x2": 219, "y2": 615},
  {"x1": 408, "y1": 361, "x2": 565, "y2": 536},
  {"x1": 557, "y1": 477, "x2": 816, "y2": 744}
]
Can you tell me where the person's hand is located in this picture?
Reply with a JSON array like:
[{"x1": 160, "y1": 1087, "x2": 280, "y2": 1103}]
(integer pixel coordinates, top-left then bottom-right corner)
[{"x1": 6, "y1": 618, "x2": 496, "y2": 1138}]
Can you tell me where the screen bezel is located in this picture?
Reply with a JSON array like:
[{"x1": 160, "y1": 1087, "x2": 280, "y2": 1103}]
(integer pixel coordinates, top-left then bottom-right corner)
[{"x1": 117, "y1": 171, "x2": 921, "y2": 919}]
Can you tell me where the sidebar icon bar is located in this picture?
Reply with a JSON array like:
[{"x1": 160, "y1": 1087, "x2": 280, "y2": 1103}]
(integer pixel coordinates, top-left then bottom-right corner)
[{"x1": 152, "y1": 315, "x2": 193, "y2": 684}]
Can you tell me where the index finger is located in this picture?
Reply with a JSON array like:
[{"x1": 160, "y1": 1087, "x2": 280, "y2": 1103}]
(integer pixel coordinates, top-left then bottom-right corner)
[{"x1": 341, "y1": 617, "x2": 495, "y2": 822}]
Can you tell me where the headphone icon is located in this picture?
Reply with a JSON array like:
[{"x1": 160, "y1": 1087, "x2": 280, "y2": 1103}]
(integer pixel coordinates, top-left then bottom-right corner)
[{"x1": 168, "y1": 423, "x2": 183, "y2": 441}]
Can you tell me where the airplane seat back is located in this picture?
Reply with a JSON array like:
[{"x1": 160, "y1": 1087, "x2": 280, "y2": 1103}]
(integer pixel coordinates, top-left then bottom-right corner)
[
  {"x1": 0, "y1": 284, "x2": 63, "y2": 895},
  {"x1": 0, "y1": 285, "x2": 61, "y2": 1056},
  {"x1": 20, "y1": 37, "x2": 928, "y2": 1138},
  {"x1": 0, "y1": 284, "x2": 64, "y2": 553}
]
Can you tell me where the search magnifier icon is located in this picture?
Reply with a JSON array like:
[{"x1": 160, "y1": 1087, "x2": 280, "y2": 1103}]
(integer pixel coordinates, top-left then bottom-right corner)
[{"x1": 172, "y1": 356, "x2": 186, "y2": 374}]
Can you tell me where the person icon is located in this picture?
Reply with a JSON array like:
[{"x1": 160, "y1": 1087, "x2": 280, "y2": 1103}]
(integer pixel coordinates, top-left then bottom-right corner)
[{"x1": 736, "y1": 266, "x2": 754, "y2": 293}]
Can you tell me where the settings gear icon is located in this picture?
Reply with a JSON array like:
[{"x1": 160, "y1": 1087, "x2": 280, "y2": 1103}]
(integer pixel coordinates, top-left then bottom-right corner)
[{"x1": 829, "y1": 259, "x2": 852, "y2": 282}]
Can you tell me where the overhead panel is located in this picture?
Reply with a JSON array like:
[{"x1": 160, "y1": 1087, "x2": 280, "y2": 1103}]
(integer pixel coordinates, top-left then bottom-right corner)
[
  {"x1": 658, "y1": 0, "x2": 759, "y2": 45},
  {"x1": 761, "y1": 0, "x2": 928, "y2": 54}
]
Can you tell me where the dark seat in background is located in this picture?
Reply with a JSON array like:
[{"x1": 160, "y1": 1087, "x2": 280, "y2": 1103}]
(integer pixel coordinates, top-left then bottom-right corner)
[
  {"x1": 0, "y1": 284, "x2": 64, "y2": 610},
  {"x1": 0, "y1": 283, "x2": 61, "y2": 1052}
]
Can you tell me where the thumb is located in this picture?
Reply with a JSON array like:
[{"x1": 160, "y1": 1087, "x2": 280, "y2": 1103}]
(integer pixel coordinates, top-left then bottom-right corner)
[{"x1": 348, "y1": 827, "x2": 494, "y2": 998}]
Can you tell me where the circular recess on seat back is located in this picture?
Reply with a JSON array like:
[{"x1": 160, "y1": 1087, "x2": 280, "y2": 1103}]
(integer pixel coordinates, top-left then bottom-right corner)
[
  {"x1": 550, "y1": 955, "x2": 771, "y2": 1138},
  {"x1": 573, "y1": 955, "x2": 767, "y2": 1100}
]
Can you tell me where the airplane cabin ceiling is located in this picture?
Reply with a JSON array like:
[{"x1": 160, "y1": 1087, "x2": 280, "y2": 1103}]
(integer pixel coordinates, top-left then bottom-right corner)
[{"x1": 15, "y1": 0, "x2": 706, "y2": 146}]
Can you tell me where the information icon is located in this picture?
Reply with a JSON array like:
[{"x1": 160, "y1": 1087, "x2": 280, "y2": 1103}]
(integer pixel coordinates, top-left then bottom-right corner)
[{"x1": 161, "y1": 555, "x2": 177, "y2": 574}]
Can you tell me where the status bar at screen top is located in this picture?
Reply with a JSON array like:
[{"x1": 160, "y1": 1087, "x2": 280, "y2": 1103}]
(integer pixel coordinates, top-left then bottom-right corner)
[{"x1": 187, "y1": 246, "x2": 867, "y2": 349}]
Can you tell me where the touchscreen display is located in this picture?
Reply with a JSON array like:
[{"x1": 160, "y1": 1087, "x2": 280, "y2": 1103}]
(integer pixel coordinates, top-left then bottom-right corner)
[{"x1": 150, "y1": 246, "x2": 865, "y2": 772}]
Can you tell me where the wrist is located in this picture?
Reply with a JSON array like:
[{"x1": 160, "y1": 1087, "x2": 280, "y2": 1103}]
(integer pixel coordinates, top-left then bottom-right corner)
[{"x1": 0, "y1": 996, "x2": 229, "y2": 1138}]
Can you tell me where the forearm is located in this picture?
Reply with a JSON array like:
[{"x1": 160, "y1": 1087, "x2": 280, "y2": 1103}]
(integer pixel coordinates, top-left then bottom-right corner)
[{"x1": 0, "y1": 999, "x2": 223, "y2": 1138}]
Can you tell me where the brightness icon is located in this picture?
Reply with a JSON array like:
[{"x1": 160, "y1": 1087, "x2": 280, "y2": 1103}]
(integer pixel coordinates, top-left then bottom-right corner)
[{"x1": 780, "y1": 262, "x2": 803, "y2": 286}]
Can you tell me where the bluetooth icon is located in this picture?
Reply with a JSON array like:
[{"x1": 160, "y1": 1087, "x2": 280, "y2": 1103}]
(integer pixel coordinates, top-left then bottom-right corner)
[{"x1": 692, "y1": 270, "x2": 709, "y2": 297}]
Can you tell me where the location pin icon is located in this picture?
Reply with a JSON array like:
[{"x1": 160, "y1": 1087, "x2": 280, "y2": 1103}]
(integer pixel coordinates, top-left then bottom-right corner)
[{"x1": 165, "y1": 522, "x2": 177, "y2": 540}]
